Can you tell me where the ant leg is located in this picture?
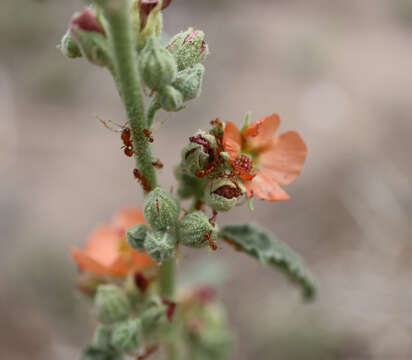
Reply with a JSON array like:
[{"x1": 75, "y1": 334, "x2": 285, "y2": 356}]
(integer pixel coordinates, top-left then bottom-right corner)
[{"x1": 96, "y1": 115, "x2": 122, "y2": 132}]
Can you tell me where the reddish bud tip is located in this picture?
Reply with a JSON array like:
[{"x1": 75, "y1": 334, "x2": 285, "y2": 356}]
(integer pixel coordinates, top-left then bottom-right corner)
[
  {"x1": 193, "y1": 286, "x2": 217, "y2": 303},
  {"x1": 134, "y1": 272, "x2": 150, "y2": 293},
  {"x1": 139, "y1": 0, "x2": 172, "y2": 29},
  {"x1": 184, "y1": 30, "x2": 201, "y2": 44},
  {"x1": 70, "y1": 8, "x2": 105, "y2": 35},
  {"x1": 162, "y1": 299, "x2": 177, "y2": 321},
  {"x1": 199, "y1": 40, "x2": 207, "y2": 56}
]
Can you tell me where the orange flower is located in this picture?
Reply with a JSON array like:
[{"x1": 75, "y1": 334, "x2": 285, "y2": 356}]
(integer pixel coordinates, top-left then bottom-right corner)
[
  {"x1": 71, "y1": 208, "x2": 154, "y2": 276},
  {"x1": 222, "y1": 114, "x2": 307, "y2": 201}
]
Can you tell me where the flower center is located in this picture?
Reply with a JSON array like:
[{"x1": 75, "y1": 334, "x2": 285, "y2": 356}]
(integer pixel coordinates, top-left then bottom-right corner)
[
  {"x1": 233, "y1": 154, "x2": 253, "y2": 173},
  {"x1": 118, "y1": 236, "x2": 133, "y2": 255}
]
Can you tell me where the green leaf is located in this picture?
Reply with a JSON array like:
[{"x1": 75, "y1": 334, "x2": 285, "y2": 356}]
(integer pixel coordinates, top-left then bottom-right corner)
[{"x1": 219, "y1": 224, "x2": 316, "y2": 300}]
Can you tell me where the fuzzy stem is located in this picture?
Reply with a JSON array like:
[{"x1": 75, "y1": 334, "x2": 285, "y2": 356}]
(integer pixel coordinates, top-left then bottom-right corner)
[
  {"x1": 102, "y1": 0, "x2": 156, "y2": 192},
  {"x1": 147, "y1": 98, "x2": 162, "y2": 128},
  {"x1": 158, "y1": 257, "x2": 175, "y2": 299},
  {"x1": 100, "y1": 0, "x2": 175, "y2": 309}
]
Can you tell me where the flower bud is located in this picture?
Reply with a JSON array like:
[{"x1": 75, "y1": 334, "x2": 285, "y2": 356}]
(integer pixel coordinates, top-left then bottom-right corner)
[
  {"x1": 139, "y1": 0, "x2": 172, "y2": 30},
  {"x1": 140, "y1": 38, "x2": 177, "y2": 91},
  {"x1": 204, "y1": 178, "x2": 244, "y2": 212},
  {"x1": 71, "y1": 28, "x2": 111, "y2": 67},
  {"x1": 181, "y1": 131, "x2": 217, "y2": 176},
  {"x1": 144, "y1": 187, "x2": 180, "y2": 230},
  {"x1": 141, "y1": 303, "x2": 167, "y2": 334},
  {"x1": 60, "y1": 29, "x2": 82, "y2": 59},
  {"x1": 173, "y1": 63, "x2": 205, "y2": 102},
  {"x1": 111, "y1": 318, "x2": 142, "y2": 353},
  {"x1": 168, "y1": 28, "x2": 209, "y2": 71},
  {"x1": 175, "y1": 164, "x2": 206, "y2": 200},
  {"x1": 70, "y1": 8, "x2": 105, "y2": 35},
  {"x1": 92, "y1": 325, "x2": 113, "y2": 352},
  {"x1": 144, "y1": 231, "x2": 176, "y2": 262},
  {"x1": 156, "y1": 85, "x2": 184, "y2": 112},
  {"x1": 95, "y1": 285, "x2": 131, "y2": 325},
  {"x1": 176, "y1": 211, "x2": 218, "y2": 248},
  {"x1": 126, "y1": 224, "x2": 148, "y2": 251}
]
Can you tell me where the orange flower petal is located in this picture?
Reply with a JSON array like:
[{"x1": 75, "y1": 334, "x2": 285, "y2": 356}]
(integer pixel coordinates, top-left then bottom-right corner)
[
  {"x1": 130, "y1": 251, "x2": 155, "y2": 270},
  {"x1": 243, "y1": 113, "x2": 280, "y2": 151},
  {"x1": 107, "y1": 256, "x2": 133, "y2": 277},
  {"x1": 245, "y1": 171, "x2": 290, "y2": 201},
  {"x1": 70, "y1": 247, "x2": 111, "y2": 275},
  {"x1": 112, "y1": 207, "x2": 145, "y2": 230},
  {"x1": 82, "y1": 225, "x2": 121, "y2": 268},
  {"x1": 108, "y1": 252, "x2": 154, "y2": 277},
  {"x1": 259, "y1": 131, "x2": 307, "y2": 185},
  {"x1": 222, "y1": 121, "x2": 242, "y2": 160},
  {"x1": 72, "y1": 208, "x2": 153, "y2": 277}
]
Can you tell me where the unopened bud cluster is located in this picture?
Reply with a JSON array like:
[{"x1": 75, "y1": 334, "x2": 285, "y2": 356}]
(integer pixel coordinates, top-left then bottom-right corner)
[
  {"x1": 141, "y1": 27, "x2": 208, "y2": 112},
  {"x1": 178, "y1": 122, "x2": 245, "y2": 213},
  {"x1": 60, "y1": 5, "x2": 208, "y2": 112},
  {"x1": 85, "y1": 283, "x2": 172, "y2": 359}
]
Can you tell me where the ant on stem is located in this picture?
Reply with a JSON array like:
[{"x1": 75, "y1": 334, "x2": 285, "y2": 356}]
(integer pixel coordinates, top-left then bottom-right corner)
[
  {"x1": 97, "y1": 116, "x2": 136, "y2": 158},
  {"x1": 133, "y1": 168, "x2": 151, "y2": 192}
]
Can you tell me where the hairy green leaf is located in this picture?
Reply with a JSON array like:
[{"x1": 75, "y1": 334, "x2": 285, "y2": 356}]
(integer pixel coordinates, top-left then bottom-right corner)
[{"x1": 219, "y1": 224, "x2": 316, "y2": 300}]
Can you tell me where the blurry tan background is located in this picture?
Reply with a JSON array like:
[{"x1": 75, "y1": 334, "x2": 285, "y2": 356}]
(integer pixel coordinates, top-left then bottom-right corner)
[{"x1": 1, "y1": 0, "x2": 412, "y2": 359}]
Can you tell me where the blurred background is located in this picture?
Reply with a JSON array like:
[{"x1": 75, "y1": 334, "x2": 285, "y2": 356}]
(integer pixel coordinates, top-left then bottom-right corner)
[{"x1": 1, "y1": 0, "x2": 412, "y2": 359}]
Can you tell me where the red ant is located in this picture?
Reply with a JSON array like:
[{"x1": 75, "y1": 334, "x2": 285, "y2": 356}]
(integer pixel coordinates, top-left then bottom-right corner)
[
  {"x1": 209, "y1": 210, "x2": 218, "y2": 226},
  {"x1": 204, "y1": 232, "x2": 217, "y2": 251},
  {"x1": 98, "y1": 117, "x2": 137, "y2": 158},
  {"x1": 223, "y1": 237, "x2": 242, "y2": 252},
  {"x1": 152, "y1": 159, "x2": 164, "y2": 169},
  {"x1": 210, "y1": 118, "x2": 223, "y2": 127},
  {"x1": 120, "y1": 128, "x2": 134, "y2": 157},
  {"x1": 133, "y1": 168, "x2": 151, "y2": 192},
  {"x1": 137, "y1": 345, "x2": 159, "y2": 360},
  {"x1": 195, "y1": 161, "x2": 219, "y2": 178},
  {"x1": 204, "y1": 210, "x2": 218, "y2": 251},
  {"x1": 143, "y1": 129, "x2": 154, "y2": 143}
]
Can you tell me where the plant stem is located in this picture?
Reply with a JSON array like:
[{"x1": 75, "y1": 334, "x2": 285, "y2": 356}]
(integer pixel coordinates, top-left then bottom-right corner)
[
  {"x1": 158, "y1": 257, "x2": 175, "y2": 299},
  {"x1": 147, "y1": 98, "x2": 162, "y2": 128},
  {"x1": 103, "y1": 0, "x2": 156, "y2": 192},
  {"x1": 101, "y1": 0, "x2": 175, "y2": 302}
]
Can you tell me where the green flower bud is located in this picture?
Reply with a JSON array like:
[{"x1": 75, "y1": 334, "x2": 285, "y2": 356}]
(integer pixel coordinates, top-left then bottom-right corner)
[
  {"x1": 176, "y1": 211, "x2": 218, "y2": 248},
  {"x1": 140, "y1": 38, "x2": 177, "y2": 91},
  {"x1": 173, "y1": 63, "x2": 205, "y2": 102},
  {"x1": 194, "y1": 327, "x2": 233, "y2": 360},
  {"x1": 175, "y1": 165, "x2": 206, "y2": 200},
  {"x1": 141, "y1": 303, "x2": 167, "y2": 334},
  {"x1": 111, "y1": 318, "x2": 142, "y2": 353},
  {"x1": 95, "y1": 285, "x2": 131, "y2": 325},
  {"x1": 81, "y1": 346, "x2": 120, "y2": 360},
  {"x1": 204, "y1": 178, "x2": 244, "y2": 212},
  {"x1": 126, "y1": 224, "x2": 148, "y2": 251},
  {"x1": 181, "y1": 131, "x2": 217, "y2": 176},
  {"x1": 168, "y1": 28, "x2": 209, "y2": 71},
  {"x1": 144, "y1": 187, "x2": 180, "y2": 230},
  {"x1": 71, "y1": 28, "x2": 111, "y2": 67},
  {"x1": 156, "y1": 85, "x2": 184, "y2": 112},
  {"x1": 60, "y1": 29, "x2": 82, "y2": 59},
  {"x1": 144, "y1": 231, "x2": 176, "y2": 262},
  {"x1": 92, "y1": 325, "x2": 113, "y2": 352}
]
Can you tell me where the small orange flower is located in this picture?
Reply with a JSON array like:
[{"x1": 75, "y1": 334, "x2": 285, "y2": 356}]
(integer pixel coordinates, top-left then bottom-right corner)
[
  {"x1": 222, "y1": 114, "x2": 307, "y2": 201},
  {"x1": 71, "y1": 208, "x2": 154, "y2": 276}
]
